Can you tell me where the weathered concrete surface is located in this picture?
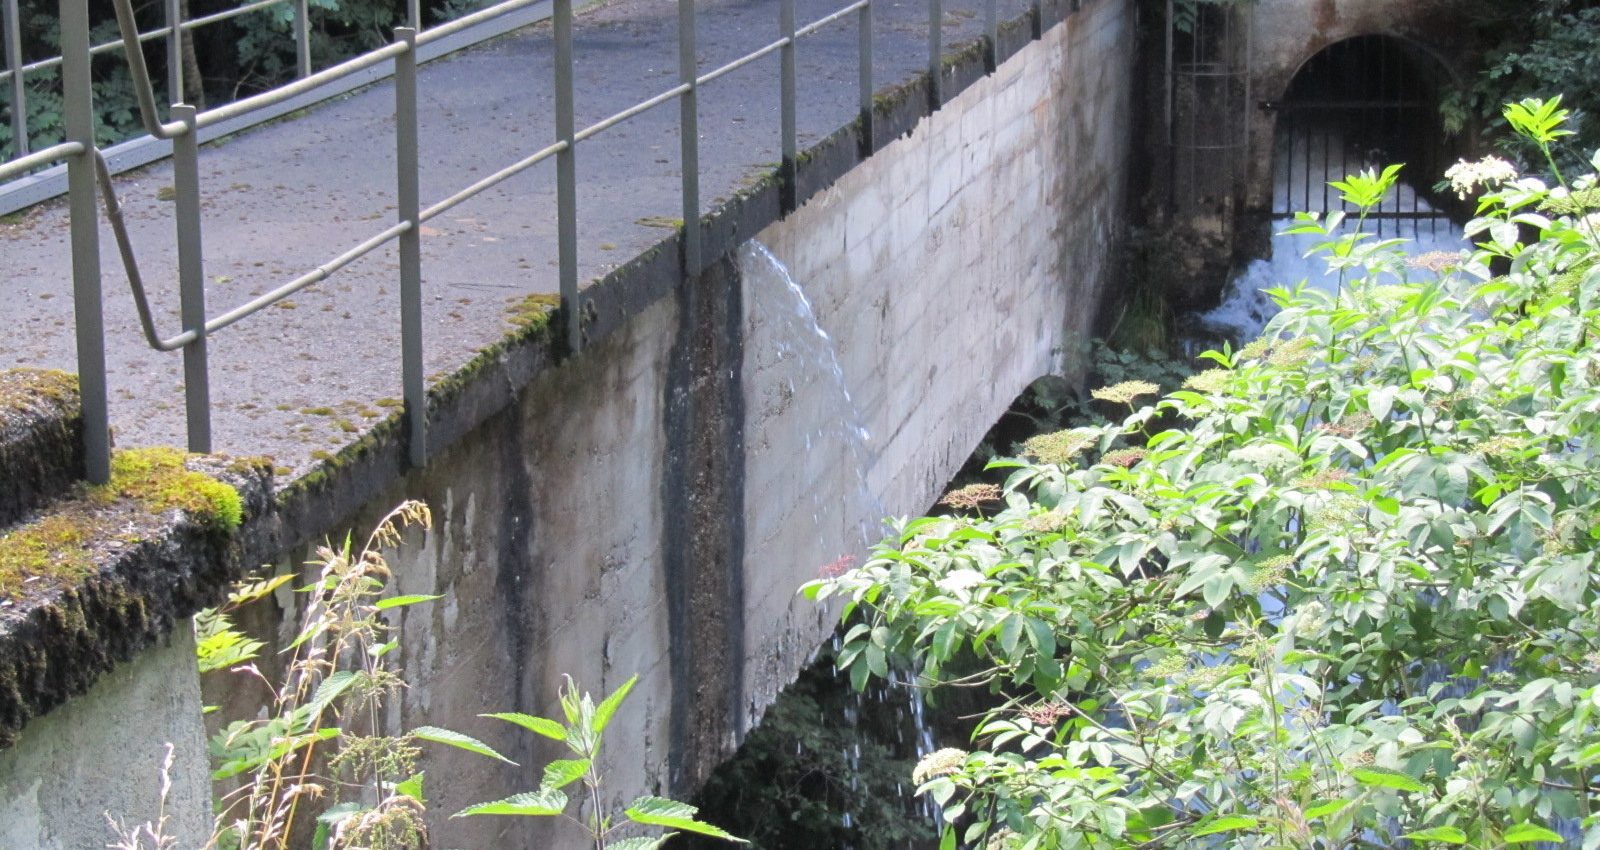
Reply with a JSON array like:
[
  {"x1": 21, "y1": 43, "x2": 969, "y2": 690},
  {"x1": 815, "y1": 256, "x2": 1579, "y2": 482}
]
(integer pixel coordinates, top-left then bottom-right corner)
[
  {"x1": 0, "y1": 0, "x2": 1133, "y2": 843},
  {"x1": 0, "y1": 369, "x2": 81, "y2": 527},
  {"x1": 0, "y1": 630, "x2": 212, "y2": 850},
  {"x1": 269, "y1": 3, "x2": 1131, "y2": 846},
  {"x1": 743, "y1": 0, "x2": 1132, "y2": 720}
]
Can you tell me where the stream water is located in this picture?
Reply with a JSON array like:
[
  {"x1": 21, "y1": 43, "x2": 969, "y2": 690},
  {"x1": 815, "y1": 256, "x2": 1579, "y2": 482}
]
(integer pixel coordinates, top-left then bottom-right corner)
[{"x1": 1195, "y1": 187, "x2": 1465, "y2": 345}]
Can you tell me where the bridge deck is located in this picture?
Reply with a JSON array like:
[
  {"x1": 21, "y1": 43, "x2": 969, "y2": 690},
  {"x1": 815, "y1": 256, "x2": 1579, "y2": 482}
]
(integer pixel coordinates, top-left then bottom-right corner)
[{"x1": 0, "y1": 0, "x2": 1009, "y2": 474}]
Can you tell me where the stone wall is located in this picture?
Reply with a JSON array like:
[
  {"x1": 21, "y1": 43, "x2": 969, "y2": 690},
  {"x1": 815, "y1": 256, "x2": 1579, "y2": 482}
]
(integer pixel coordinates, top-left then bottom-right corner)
[
  {"x1": 1241, "y1": 0, "x2": 1474, "y2": 214},
  {"x1": 0, "y1": 0, "x2": 1133, "y2": 844}
]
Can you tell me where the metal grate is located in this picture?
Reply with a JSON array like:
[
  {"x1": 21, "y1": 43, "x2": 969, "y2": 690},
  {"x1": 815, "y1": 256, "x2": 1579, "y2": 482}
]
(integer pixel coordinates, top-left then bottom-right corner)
[
  {"x1": 1164, "y1": 0, "x2": 1250, "y2": 214},
  {"x1": 1265, "y1": 35, "x2": 1456, "y2": 236}
]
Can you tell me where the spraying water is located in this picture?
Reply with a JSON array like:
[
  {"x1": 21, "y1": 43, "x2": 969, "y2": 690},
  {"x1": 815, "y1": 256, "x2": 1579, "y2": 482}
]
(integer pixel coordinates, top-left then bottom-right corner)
[
  {"x1": 739, "y1": 241, "x2": 946, "y2": 844},
  {"x1": 1196, "y1": 143, "x2": 1467, "y2": 345},
  {"x1": 742, "y1": 240, "x2": 884, "y2": 562}
]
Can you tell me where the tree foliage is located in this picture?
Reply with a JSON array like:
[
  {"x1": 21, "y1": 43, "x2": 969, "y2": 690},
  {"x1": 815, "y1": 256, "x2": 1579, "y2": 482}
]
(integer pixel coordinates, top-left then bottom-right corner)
[
  {"x1": 809, "y1": 104, "x2": 1600, "y2": 850},
  {"x1": 1445, "y1": 0, "x2": 1600, "y2": 176}
]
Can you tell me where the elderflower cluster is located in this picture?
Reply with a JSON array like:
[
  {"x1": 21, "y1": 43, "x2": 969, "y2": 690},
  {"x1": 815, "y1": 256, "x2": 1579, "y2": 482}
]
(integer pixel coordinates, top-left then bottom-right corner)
[
  {"x1": 1444, "y1": 155, "x2": 1519, "y2": 199},
  {"x1": 1230, "y1": 442, "x2": 1299, "y2": 471},
  {"x1": 1101, "y1": 447, "x2": 1147, "y2": 468},
  {"x1": 1022, "y1": 428, "x2": 1097, "y2": 465},
  {"x1": 939, "y1": 483, "x2": 1002, "y2": 510},
  {"x1": 1092, "y1": 380, "x2": 1161, "y2": 405},
  {"x1": 912, "y1": 748, "x2": 969, "y2": 784},
  {"x1": 1022, "y1": 509, "x2": 1072, "y2": 534},
  {"x1": 1243, "y1": 554, "x2": 1295, "y2": 593},
  {"x1": 1183, "y1": 368, "x2": 1232, "y2": 394}
]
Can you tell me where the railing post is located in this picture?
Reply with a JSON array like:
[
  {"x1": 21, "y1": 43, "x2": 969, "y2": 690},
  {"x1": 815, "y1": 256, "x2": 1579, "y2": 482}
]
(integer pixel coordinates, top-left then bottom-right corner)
[
  {"x1": 294, "y1": 0, "x2": 311, "y2": 77},
  {"x1": 395, "y1": 27, "x2": 425, "y2": 467},
  {"x1": 553, "y1": 0, "x2": 579, "y2": 351},
  {"x1": 779, "y1": 0, "x2": 796, "y2": 212},
  {"x1": 163, "y1": 0, "x2": 182, "y2": 103},
  {"x1": 61, "y1": 0, "x2": 109, "y2": 481},
  {"x1": 5, "y1": 0, "x2": 29, "y2": 156},
  {"x1": 677, "y1": 0, "x2": 700, "y2": 276},
  {"x1": 927, "y1": 0, "x2": 941, "y2": 108},
  {"x1": 858, "y1": 0, "x2": 872, "y2": 159},
  {"x1": 172, "y1": 104, "x2": 211, "y2": 453},
  {"x1": 407, "y1": 0, "x2": 421, "y2": 32}
]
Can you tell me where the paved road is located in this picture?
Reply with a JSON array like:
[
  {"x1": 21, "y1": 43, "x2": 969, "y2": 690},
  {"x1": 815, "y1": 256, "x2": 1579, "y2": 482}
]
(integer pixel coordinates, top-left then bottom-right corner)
[{"x1": 0, "y1": 0, "x2": 1021, "y2": 473}]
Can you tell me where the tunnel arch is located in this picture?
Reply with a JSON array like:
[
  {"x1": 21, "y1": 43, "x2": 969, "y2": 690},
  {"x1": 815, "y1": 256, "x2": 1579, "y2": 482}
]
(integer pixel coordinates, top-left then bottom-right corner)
[{"x1": 1267, "y1": 34, "x2": 1464, "y2": 225}]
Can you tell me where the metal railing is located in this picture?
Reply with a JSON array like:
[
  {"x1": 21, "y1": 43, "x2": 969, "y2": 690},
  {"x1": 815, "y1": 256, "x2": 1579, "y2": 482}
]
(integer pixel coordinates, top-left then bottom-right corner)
[
  {"x1": 0, "y1": 0, "x2": 1044, "y2": 485},
  {"x1": 1, "y1": 0, "x2": 329, "y2": 159}
]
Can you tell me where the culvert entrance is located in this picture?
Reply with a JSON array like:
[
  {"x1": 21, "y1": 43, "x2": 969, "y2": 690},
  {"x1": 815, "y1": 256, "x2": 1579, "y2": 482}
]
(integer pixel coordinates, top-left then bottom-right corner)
[{"x1": 1266, "y1": 34, "x2": 1460, "y2": 236}]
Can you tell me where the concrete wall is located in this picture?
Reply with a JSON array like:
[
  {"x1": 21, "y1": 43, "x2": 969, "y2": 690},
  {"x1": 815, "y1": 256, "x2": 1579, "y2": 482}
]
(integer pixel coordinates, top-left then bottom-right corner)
[
  {"x1": 0, "y1": 0, "x2": 1133, "y2": 845},
  {"x1": 0, "y1": 632, "x2": 212, "y2": 850}
]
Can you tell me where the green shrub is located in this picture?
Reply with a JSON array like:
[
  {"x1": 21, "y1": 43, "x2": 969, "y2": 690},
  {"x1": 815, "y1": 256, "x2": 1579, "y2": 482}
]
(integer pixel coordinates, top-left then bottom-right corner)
[{"x1": 810, "y1": 101, "x2": 1600, "y2": 850}]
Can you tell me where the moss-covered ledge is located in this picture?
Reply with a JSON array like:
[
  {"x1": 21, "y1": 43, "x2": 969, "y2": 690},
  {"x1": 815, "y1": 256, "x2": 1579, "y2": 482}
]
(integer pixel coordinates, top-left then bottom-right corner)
[
  {"x1": 0, "y1": 368, "x2": 83, "y2": 528},
  {"x1": 0, "y1": 448, "x2": 272, "y2": 749}
]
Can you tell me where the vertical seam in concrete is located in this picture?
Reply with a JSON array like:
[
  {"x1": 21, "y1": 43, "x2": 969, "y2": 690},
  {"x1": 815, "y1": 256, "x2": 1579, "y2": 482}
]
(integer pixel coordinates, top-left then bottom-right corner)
[{"x1": 661, "y1": 256, "x2": 747, "y2": 795}]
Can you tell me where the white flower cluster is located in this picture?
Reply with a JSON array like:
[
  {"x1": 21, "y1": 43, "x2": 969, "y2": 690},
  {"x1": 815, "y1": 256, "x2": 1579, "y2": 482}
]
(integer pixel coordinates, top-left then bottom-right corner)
[{"x1": 1444, "y1": 155, "x2": 1519, "y2": 199}]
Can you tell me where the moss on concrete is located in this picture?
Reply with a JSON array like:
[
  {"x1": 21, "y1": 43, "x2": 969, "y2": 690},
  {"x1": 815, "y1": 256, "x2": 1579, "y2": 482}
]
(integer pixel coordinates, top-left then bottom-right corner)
[
  {"x1": 505, "y1": 292, "x2": 561, "y2": 330},
  {"x1": 0, "y1": 447, "x2": 242, "y2": 598},
  {"x1": 0, "y1": 369, "x2": 77, "y2": 411}
]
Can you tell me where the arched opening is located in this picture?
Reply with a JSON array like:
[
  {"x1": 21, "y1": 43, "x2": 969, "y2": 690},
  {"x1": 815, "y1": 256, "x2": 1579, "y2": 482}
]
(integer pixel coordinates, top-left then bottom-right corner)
[{"x1": 1269, "y1": 35, "x2": 1461, "y2": 233}]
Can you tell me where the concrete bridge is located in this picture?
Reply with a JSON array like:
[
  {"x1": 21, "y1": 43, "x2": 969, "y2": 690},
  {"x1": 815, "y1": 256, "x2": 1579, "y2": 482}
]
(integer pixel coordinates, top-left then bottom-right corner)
[{"x1": 0, "y1": 0, "x2": 1480, "y2": 845}]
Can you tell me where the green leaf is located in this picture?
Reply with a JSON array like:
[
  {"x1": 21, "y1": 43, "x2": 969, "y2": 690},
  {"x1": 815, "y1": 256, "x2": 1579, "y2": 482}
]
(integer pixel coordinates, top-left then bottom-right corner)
[
  {"x1": 624, "y1": 796, "x2": 747, "y2": 842},
  {"x1": 484, "y1": 712, "x2": 567, "y2": 740},
  {"x1": 1350, "y1": 766, "x2": 1427, "y2": 793},
  {"x1": 413, "y1": 726, "x2": 515, "y2": 764},
  {"x1": 1192, "y1": 815, "x2": 1258, "y2": 836},
  {"x1": 304, "y1": 670, "x2": 358, "y2": 720},
  {"x1": 375, "y1": 593, "x2": 443, "y2": 610},
  {"x1": 1304, "y1": 799, "x2": 1351, "y2": 821},
  {"x1": 1405, "y1": 826, "x2": 1467, "y2": 844},
  {"x1": 541, "y1": 758, "x2": 589, "y2": 791},
  {"x1": 453, "y1": 789, "x2": 568, "y2": 817},
  {"x1": 395, "y1": 773, "x2": 425, "y2": 803},
  {"x1": 1504, "y1": 823, "x2": 1565, "y2": 844},
  {"x1": 593, "y1": 674, "x2": 638, "y2": 735}
]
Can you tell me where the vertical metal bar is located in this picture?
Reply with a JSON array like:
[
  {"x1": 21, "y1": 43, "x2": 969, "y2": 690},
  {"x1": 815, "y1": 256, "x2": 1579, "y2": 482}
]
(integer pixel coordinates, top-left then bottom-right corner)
[
  {"x1": 395, "y1": 27, "x2": 425, "y2": 466},
  {"x1": 62, "y1": 0, "x2": 108, "y2": 481},
  {"x1": 554, "y1": 0, "x2": 579, "y2": 351},
  {"x1": 3, "y1": 0, "x2": 26, "y2": 156},
  {"x1": 1163, "y1": 0, "x2": 1172, "y2": 147},
  {"x1": 164, "y1": 0, "x2": 181, "y2": 103},
  {"x1": 408, "y1": 0, "x2": 422, "y2": 31},
  {"x1": 779, "y1": 0, "x2": 796, "y2": 212},
  {"x1": 678, "y1": 0, "x2": 700, "y2": 275},
  {"x1": 294, "y1": 0, "x2": 311, "y2": 77},
  {"x1": 172, "y1": 105, "x2": 211, "y2": 453},
  {"x1": 927, "y1": 0, "x2": 941, "y2": 108},
  {"x1": 983, "y1": 0, "x2": 995, "y2": 72},
  {"x1": 857, "y1": 0, "x2": 872, "y2": 158}
]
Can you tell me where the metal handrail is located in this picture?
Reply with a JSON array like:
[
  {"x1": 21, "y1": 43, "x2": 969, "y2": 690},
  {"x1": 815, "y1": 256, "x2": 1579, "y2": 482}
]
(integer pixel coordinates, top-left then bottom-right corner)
[
  {"x1": 9, "y1": 0, "x2": 1050, "y2": 484},
  {"x1": 2, "y1": 0, "x2": 322, "y2": 159}
]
